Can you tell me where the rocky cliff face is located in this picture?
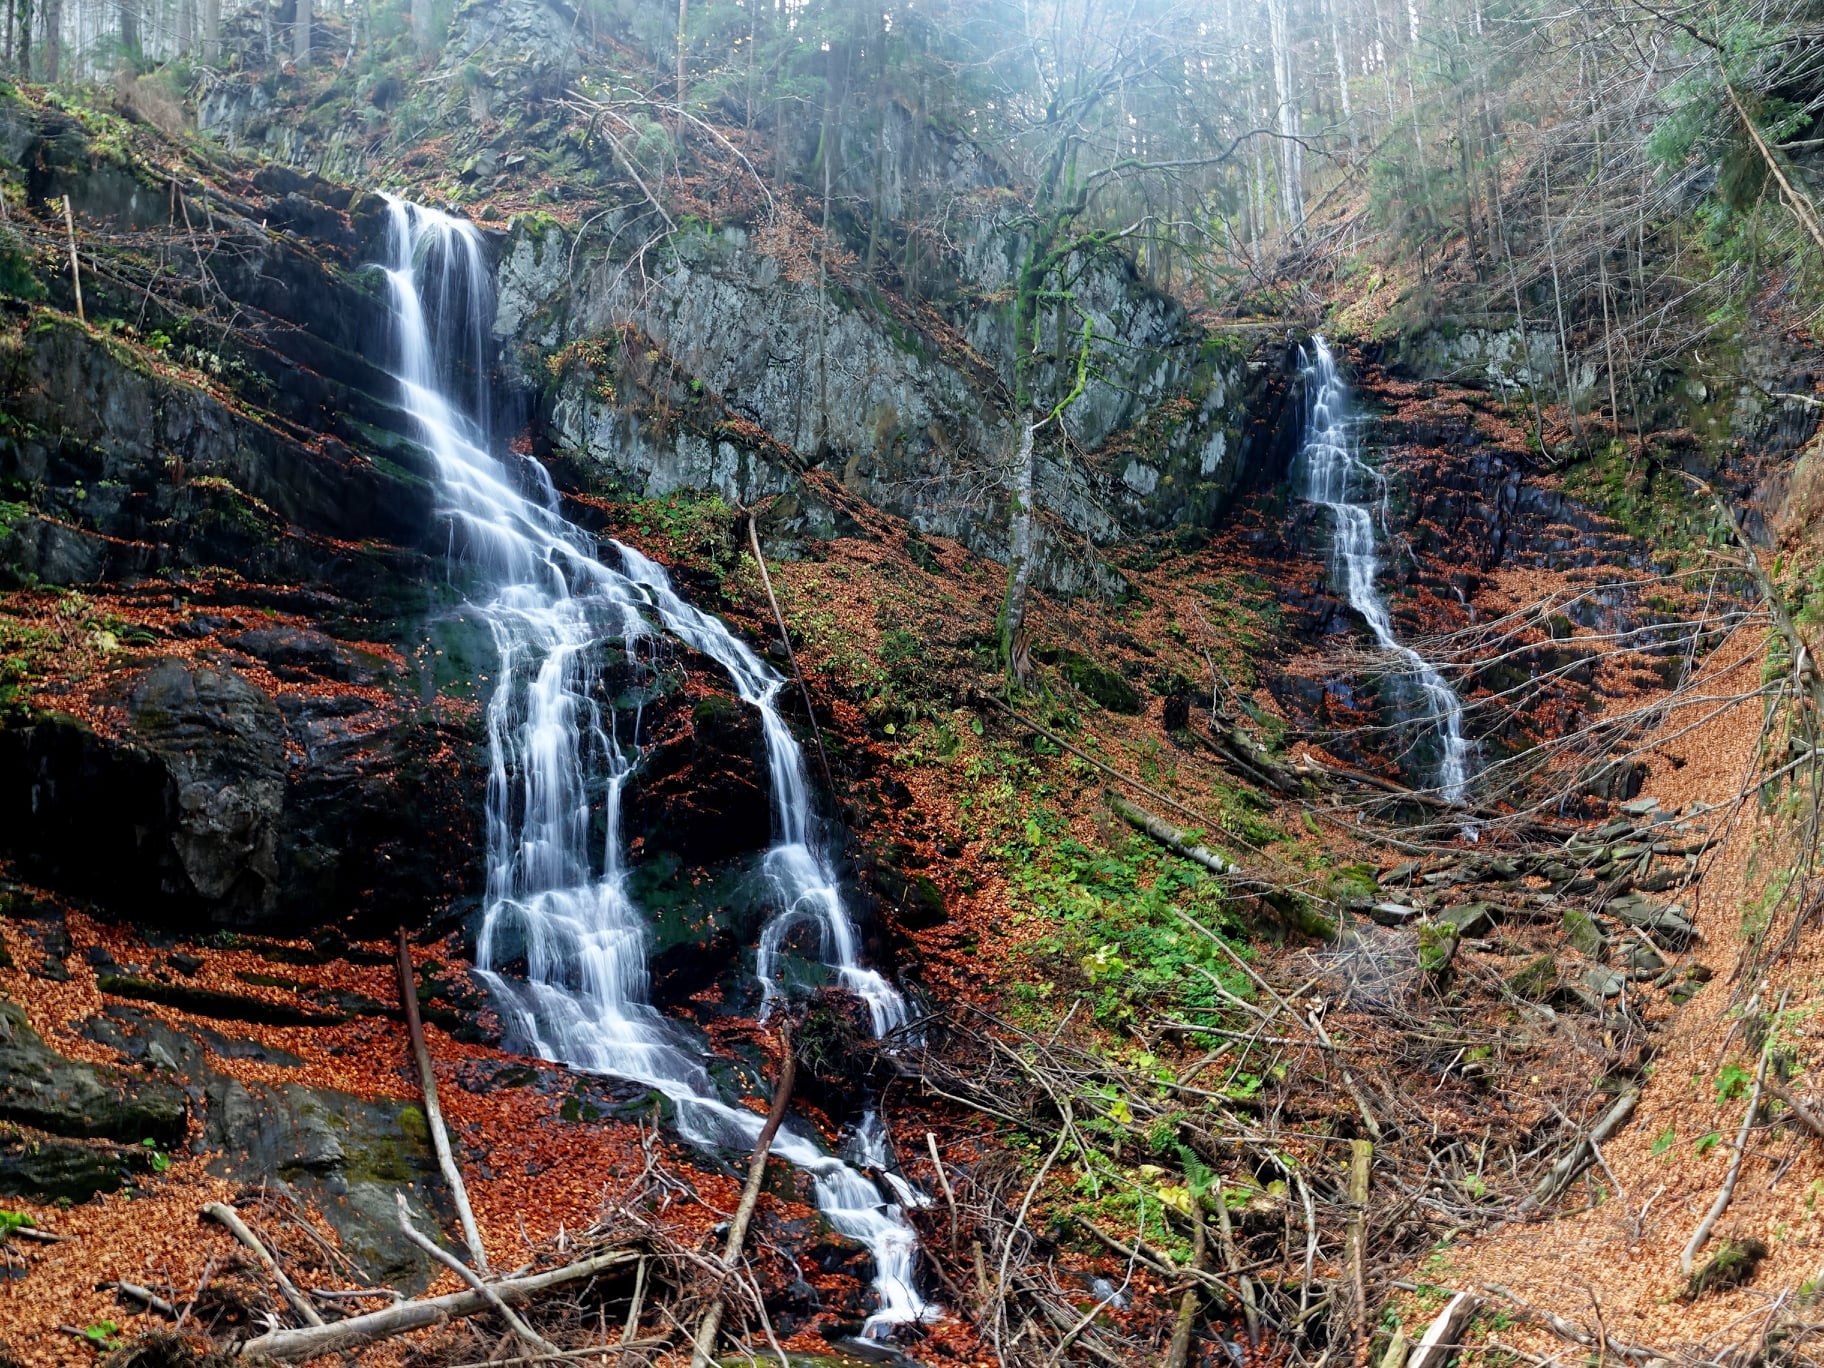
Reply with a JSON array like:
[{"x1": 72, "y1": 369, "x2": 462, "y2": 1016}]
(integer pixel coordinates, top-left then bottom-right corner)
[{"x1": 497, "y1": 208, "x2": 1297, "y2": 595}]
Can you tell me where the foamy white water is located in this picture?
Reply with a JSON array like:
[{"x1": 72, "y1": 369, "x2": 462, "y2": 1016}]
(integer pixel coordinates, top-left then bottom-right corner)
[
  {"x1": 1300, "y1": 337, "x2": 1474, "y2": 801},
  {"x1": 381, "y1": 197, "x2": 930, "y2": 1335}
]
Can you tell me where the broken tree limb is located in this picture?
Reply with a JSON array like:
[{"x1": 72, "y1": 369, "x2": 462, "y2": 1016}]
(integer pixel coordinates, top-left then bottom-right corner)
[
  {"x1": 1106, "y1": 791, "x2": 1239, "y2": 876},
  {"x1": 236, "y1": 1250, "x2": 639, "y2": 1362},
  {"x1": 1682, "y1": 994, "x2": 1784, "y2": 1273},
  {"x1": 61, "y1": 196, "x2": 84, "y2": 325},
  {"x1": 1484, "y1": 1283, "x2": 1667, "y2": 1364},
  {"x1": 395, "y1": 1193, "x2": 557, "y2": 1357},
  {"x1": 110, "y1": 1281, "x2": 178, "y2": 1318},
  {"x1": 1346, "y1": 1139, "x2": 1373, "y2": 1364},
  {"x1": 747, "y1": 514, "x2": 835, "y2": 796},
  {"x1": 1407, "y1": 1290, "x2": 1479, "y2": 1368},
  {"x1": 1766, "y1": 1079, "x2": 1824, "y2": 1142},
  {"x1": 689, "y1": 1023, "x2": 796, "y2": 1368},
  {"x1": 202, "y1": 1202, "x2": 323, "y2": 1327},
  {"x1": 1164, "y1": 1215, "x2": 1209, "y2": 1368},
  {"x1": 397, "y1": 926, "x2": 489, "y2": 1274},
  {"x1": 926, "y1": 1130, "x2": 958, "y2": 1248},
  {"x1": 1210, "y1": 1171, "x2": 1262, "y2": 1347},
  {"x1": 1517, "y1": 1089, "x2": 1639, "y2": 1214},
  {"x1": 1105, "y1": 791, "x2": 1338, "y2": 940}
]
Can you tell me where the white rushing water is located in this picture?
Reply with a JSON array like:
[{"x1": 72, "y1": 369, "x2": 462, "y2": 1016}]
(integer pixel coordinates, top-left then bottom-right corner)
[
  {"x1": 1299, "y1": 337, "x2": 1474, "y2": 800},
  {"x1": 381, "y1": 197, "x2": 930, "y2": 1336}
]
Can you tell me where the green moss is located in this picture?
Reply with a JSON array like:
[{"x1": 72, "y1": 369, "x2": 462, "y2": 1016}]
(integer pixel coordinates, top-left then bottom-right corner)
[
  {"x1": 1055, "y1": 651, "x2": 1143, "y2": 714},
  {"x1": 1685, "y1": 1237, "x2": 1768, "y2": 1299},
  {"x1": 1507, "y1": 953, "x2": 1558, "y2": 1000},
  {"x1": 1417, "y1": 922, "x2": 1459, "y2": 974}
]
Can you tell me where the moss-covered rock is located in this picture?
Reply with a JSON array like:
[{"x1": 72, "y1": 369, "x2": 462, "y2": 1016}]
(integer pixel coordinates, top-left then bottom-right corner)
[{"x1": 1057, "y1": 651, "x2": 1143, "y2": 714}]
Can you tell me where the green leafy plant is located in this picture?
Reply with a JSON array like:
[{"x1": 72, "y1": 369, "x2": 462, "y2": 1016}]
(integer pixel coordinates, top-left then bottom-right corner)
[
  {"x1": 1715, "y1": 1063, "x2": 1755, "y2": 1102},
  {"x1": 81, "y1": 1321, "x2": 121, "y2": 1350}
]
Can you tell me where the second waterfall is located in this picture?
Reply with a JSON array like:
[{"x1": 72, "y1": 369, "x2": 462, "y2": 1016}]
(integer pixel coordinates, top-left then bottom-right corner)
[
  {"x1": 1298, "y1": 337, "x2": 1475, "y2": 800},
  {"x1": 381, "y1": 199, "x2": 931, "y2": 1336}
]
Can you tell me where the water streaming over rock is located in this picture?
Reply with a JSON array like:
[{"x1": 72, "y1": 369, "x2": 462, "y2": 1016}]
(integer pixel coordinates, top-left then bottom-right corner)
[
  {"x1": 1299, "y1": 337, "x2": 1474, "y2": 800},
  {"x1": 381, "y1": 196, "x2": 930, "y2": 1336}
]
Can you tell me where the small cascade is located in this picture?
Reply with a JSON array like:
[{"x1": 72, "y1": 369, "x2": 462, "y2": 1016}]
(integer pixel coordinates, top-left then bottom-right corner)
[
  {"x1": 381, "y1": 197, "x2": 930, "y2": 1336},
  {"x1": 1299, "y1": 337, "x2": 1474, "y2": 800}
]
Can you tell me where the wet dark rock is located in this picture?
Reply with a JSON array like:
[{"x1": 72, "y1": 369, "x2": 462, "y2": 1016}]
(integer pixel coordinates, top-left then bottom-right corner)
[
  {"x1": 0, "y1": 658, "x2": 484, "y2": 933},
  {"x1": 0, "y1": 1128, "x2": 157, "y2": 1202},
  {"x1": 792, "y1": 989, "x2": 878, "y2": 1119},
  {"x1": 0, "y1": 1000, "x2": 186, "y2": 1146},
  {"x1": 97, "y1": 977, "x2": 347, "y2": 1027},
  {"x1": 625, "y1": 685, "x2": 772, "y2": 866},
  {"x1": 228, "y1": 626, "x2": 380, "y2": 683}
]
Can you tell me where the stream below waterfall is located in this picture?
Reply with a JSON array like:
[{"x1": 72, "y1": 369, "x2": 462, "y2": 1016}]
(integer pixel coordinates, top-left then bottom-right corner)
[
  {"x1": 381, "y1": 198, "x2": 931, "y2": 1337},
  {"x1": 1299, "y1": 337, "x2": 1475, "y2": 800}
]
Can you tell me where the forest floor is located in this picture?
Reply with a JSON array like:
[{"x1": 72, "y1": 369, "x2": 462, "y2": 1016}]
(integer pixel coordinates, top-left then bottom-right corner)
[{"x1": 0, "y1": 355, "x2": 1794, "y2": 1365}]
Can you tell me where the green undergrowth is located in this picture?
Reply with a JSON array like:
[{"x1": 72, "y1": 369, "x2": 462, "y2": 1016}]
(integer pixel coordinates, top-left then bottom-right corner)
[
  {"x1": 1005, "y1": 811, "x2": 1256, "y2": 1034},
  {"x1": 1560, "y1": 438, "x2": 1719, "y2": 556}
]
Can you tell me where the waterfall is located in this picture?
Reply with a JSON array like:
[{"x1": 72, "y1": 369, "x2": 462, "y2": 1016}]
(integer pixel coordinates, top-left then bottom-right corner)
[
  {"x1": 381, "y1": 197, "x2": 930, "y2": 1337},
  {"x1": 1299, "y1": 337, "x2": 1474, "y2": 800}
]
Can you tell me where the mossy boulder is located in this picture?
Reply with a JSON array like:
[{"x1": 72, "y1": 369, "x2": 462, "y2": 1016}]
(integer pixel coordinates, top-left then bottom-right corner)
[
  {"x1": 1057, "y1": 652, "x2": 1143, "y2": 714},
  {"x1": 1507, "y1": 953, "x2": 1559, "y2": 1001},
  {"x1": 1563, "y1": 907, "x2": 1607, "y2": 958}
]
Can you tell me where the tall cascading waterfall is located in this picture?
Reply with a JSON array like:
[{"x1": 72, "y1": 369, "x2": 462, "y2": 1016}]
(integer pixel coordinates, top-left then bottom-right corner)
[
  {"x1": 380, "y1": 197, "x2": 930, "y2": 1336},
  {"x1": 1299, "y1": 337, "x2": 1474, "y2": 800}
]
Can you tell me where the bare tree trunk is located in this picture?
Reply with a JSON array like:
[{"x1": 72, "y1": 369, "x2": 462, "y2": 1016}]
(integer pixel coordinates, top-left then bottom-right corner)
[
  {"x1": 411, "y1": 0, "x2": 428, "y2": 54},
  {"x1": 202, "y1": 0, "x2": 217, "y2": 61},
  {"x1": 14, "y1": 0, "x2": 29, "y2": 77},
  {"x1": 118, "y1": 0, "x2": 137, "y2": 64},
  {"x1": 1266, "y1": 0, "x2": 1304, "y2": 234},
  {"x1": 1330, "y1": 0, "x2": 1355, "y2": 151},
  {"x1": 999, "y1": 416, "x2": 1038, "y2": 671},
  {"x1": 292, "y1": 0, "x2": 308, "y2": 65},
  {"x1": 40, "y1": 0, "x2": 55, "y2": 78},
  {"x1": 675, "y1": 0, "x2": 686, "y2": 103},
  {"x1": 1540, "y1": 148, "x2": 1583, "y2": 443}
]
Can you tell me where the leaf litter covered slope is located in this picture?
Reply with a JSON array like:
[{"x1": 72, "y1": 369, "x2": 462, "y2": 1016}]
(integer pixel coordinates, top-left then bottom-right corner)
[
  {"x1": 1434, "y1": 635, "x2": 1805, "y2": 1359},
  {"x1": 0, "y1": 367, "x2": 1783, "y2": 1366}
]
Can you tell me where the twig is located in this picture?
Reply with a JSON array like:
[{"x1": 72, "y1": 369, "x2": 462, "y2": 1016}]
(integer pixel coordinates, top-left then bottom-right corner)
[
  {"x1": 109, "y1": 1280, "x2": 178, "y2": 1317},
  {"x1": 395, "y1": 1193, "x2": 559, "y2": 1356},
  {"x1": 397, "y1": 926, "x2": 489, "y2": 1274},
  {"x1": 7, "y1": 1225, "x2": 66, "y2": 1243},
  {"x1": 1769, "y1": 1080, "x2": 1824, "y2": 1143},
  {"x1": 201, "y1": 1202, "x2": 323, "y2": 1327}
]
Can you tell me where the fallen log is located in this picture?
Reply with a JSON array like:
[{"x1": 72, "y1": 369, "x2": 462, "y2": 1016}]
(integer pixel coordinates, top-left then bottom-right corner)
[
  {"x1": 397, "y1": 927, "x2": 489, "y2": 1274},
  {"x1": 1408, "y1": 1290, "x2": 1479, "y2": 1368},
  {"x1": 203, "y1": 1202, "x2": 322, "y2": 1328},
  {"x1": 1104, "y1": 792, "x2": 1337, "y2": 940},
  {"x1": 1516, "y1": 1089, "x2": 1639, "y2": 1214},
  {"x1": 235, "y1": 1250, "x2": 640, "y2": 1362}
]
